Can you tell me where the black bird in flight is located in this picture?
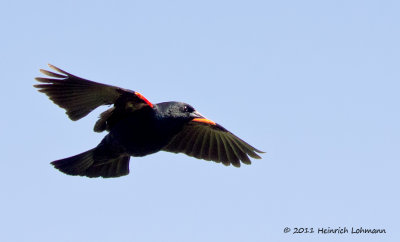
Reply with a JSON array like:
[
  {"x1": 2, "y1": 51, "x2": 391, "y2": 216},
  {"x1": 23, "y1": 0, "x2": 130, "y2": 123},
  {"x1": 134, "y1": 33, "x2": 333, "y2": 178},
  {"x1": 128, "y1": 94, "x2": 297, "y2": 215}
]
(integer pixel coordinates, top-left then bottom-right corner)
[{"x1": 35, "y1": 64, "x2": 264, "y2": 178}]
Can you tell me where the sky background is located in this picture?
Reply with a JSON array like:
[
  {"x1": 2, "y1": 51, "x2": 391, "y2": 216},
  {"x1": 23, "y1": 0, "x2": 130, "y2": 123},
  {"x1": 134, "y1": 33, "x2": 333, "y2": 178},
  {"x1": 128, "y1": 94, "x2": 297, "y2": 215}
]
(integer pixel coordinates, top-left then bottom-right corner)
[{"x1": 1, "y1": 0, "x2": 399, "y2": 241}]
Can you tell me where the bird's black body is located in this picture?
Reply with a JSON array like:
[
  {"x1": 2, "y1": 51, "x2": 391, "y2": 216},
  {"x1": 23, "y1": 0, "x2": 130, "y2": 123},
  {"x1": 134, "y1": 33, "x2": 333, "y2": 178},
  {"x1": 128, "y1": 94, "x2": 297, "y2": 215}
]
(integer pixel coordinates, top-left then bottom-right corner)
[
  {"x1": 35, "y1": 65, "x2": 264, "y2": 178},
  {"x1": 98, "y1": 103, "x2": 192, "y2": 158}
]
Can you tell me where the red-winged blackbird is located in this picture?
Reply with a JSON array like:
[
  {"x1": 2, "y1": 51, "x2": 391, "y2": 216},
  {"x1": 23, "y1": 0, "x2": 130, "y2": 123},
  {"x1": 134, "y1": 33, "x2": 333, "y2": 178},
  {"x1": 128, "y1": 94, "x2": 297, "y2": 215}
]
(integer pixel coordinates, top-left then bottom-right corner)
[{"x1": 35, "y1": 64, "x2": 264, "y2": 178}]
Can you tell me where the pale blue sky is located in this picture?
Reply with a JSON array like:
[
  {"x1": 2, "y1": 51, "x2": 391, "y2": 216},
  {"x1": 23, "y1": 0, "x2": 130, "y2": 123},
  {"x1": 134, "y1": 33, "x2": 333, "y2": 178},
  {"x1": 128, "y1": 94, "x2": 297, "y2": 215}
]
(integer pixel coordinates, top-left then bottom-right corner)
[{"x1": 1, "y1": 0, "x2": 399, "y2": 241}]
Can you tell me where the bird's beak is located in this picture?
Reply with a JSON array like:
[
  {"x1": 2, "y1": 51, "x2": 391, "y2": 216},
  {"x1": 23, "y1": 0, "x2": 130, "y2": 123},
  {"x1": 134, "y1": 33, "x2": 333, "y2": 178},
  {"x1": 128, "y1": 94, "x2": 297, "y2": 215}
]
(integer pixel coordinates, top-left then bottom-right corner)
[
  {"x1": 190, "y1": 111, "x2": 216, "y2": 125},
  {"x1": 190, "y1": 110, "x2": 205, "y2": 119}
]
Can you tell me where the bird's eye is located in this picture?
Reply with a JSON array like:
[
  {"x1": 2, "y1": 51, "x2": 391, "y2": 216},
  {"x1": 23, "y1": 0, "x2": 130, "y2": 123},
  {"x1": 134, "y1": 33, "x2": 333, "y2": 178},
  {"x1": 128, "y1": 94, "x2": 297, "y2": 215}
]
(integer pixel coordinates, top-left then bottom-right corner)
[{"x1": 183, "y1": 105, "x2": 193, "y2": 113}]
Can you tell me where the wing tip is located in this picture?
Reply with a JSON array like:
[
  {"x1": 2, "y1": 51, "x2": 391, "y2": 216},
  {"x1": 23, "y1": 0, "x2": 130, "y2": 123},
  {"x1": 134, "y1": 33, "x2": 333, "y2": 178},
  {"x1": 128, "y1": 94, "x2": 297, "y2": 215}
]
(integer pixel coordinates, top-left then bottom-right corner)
[
  {"x1": 47, "y1": 63, "x2": 70, "y2": 75},
  {"x1": 47, "y1": 63, "x2": 56, "y2": 69},
  {"x1": 255, "y1": 149, "x2": 266, "y2": 154},
  {"x1": 232, "y1": 162, "x2": 241, "y2": 168}
]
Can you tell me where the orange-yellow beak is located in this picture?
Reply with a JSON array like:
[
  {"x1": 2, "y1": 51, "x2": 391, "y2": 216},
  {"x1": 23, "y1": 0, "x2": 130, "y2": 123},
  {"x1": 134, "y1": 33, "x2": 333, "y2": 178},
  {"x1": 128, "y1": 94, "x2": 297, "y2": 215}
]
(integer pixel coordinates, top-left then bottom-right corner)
[{"x1": 191, "y1": 110, "x2": 216, "y2": 125}]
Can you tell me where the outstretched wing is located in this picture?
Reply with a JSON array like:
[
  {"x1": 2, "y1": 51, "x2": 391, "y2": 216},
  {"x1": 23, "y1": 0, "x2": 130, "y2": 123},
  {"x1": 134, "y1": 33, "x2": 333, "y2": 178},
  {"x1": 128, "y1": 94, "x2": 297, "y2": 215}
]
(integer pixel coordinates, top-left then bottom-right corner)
[
  {"x1": 34, "y1": 64, "x2": 153, "y2": 121},
  {"x1": 163, "y1": 120, "x2": 264, "y2": 167}
]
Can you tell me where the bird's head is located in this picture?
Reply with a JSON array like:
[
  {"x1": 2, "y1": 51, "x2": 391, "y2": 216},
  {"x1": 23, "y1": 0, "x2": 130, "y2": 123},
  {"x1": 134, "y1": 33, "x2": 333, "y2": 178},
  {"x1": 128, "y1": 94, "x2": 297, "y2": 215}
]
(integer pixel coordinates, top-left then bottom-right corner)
[{"x1": 155, "y1": 102, "x2": 216, "y2": 125}]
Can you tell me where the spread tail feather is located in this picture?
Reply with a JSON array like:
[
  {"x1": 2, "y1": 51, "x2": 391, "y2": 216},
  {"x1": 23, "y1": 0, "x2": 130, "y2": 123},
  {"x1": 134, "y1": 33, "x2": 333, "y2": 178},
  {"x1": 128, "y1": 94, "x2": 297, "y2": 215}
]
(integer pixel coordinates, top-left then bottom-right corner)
[{"x1": 51, "y1": 149, "x2": 130, "y2": 178}]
